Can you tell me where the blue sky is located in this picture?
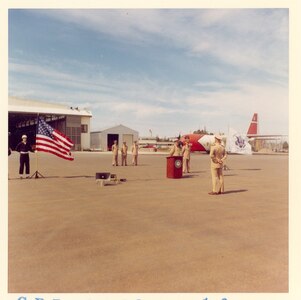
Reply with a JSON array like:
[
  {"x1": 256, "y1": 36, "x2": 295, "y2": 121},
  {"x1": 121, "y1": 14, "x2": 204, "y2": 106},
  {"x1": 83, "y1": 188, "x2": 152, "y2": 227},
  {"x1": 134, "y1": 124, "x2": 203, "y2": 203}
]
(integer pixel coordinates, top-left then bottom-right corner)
[{"x1": 9, "y1": 9, "x2": 288, "y2": 137}]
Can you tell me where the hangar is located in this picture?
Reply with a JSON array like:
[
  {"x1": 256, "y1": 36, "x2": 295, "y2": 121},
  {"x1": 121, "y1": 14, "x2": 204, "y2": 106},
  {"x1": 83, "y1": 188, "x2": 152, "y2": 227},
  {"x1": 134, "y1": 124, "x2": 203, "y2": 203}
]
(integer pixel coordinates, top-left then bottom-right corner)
[
  {"x1": 8, "y1": 97, "x2": 92, "y2": 151},
  {"x1": 91, "y1": 125, "x2": 139, "y2": 151}
]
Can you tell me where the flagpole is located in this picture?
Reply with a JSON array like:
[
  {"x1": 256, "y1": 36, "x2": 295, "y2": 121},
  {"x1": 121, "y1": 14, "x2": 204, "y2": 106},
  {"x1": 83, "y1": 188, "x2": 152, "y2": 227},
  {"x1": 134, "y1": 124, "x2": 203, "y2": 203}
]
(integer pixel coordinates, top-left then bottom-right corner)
[
  {"x1": 35, "y1": 113, "x2": 38, "y2": 173},
  {"x1": 35, "y1": 136, "x2": 39, "y2": 174},
  {"x1": 30, "y1": 114, "x2": 45, "y2": 179}
]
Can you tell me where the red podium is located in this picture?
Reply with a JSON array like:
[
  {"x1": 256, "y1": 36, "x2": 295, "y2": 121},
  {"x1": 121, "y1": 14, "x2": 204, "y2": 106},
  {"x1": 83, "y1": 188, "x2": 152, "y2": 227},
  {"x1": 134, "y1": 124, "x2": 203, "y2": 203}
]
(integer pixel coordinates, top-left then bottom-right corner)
[{"x1": 166, "y1": 156, "x2": 183, "y2": 178}]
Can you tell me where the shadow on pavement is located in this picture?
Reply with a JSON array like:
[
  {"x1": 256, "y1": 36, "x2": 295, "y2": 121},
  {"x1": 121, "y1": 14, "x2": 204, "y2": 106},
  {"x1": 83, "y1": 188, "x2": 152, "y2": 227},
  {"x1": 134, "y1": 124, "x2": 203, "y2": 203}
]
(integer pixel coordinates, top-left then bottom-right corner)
[
  {"x1": 223, "y1": 189, "x2": 248, "y2": 194},
  {"x1": 181, "y1": 174, "x2": 200, "y2": 179},
  {"x1": 238, "y1": 168, "x2": 261, "y2": 171},
  {"x1": 62, "y1": 175, "x2": 94, "y2": 178},
  {"x1": 8, "y1": 175, "x2": 95, "y2": 180}
]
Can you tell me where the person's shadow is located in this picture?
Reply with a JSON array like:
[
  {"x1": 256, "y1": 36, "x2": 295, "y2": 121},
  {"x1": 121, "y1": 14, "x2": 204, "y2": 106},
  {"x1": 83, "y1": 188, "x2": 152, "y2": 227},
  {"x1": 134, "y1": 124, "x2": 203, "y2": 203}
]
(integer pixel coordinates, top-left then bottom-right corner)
[{"x1": 222, "y1": 189, "x2": 248, "y2": 194}]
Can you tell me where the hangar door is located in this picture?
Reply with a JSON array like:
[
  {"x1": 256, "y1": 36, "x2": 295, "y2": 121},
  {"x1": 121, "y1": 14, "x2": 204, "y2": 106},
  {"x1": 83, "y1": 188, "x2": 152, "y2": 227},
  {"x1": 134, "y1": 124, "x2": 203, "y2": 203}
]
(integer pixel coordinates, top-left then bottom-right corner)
[
  {"x1": 123, "y1": 134, "x2": 133, "y2": 149},
  {"x1": 107, "y1": 134, "x2": 119, "y2": 151}
]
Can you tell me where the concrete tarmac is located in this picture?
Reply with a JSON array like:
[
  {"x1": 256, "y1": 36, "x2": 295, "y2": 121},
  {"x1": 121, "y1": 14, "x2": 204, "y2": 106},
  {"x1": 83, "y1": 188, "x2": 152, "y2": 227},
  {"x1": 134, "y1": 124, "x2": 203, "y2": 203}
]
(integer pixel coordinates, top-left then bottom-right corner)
[{"x1": 8, "y1": 151, "x2": 288, "y2": 293}]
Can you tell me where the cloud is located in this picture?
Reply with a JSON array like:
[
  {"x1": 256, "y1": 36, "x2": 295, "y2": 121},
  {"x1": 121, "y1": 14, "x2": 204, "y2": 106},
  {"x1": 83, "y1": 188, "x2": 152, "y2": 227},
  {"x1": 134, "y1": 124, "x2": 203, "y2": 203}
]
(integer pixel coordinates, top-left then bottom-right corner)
[
  {"x1": 109, "y1": 102, "x2": 176, "y2": 116},
  {"x1": 9, "y1": 58, "x2": 185, "y2": 107},
  {"x1": 9, "y1": 9, "x2": 288, "y2": 136},
  {"x1": 33, "y1": 9, "x2": 288, "y2": 79},
  {"x1": 9, "y1": 57, "x2": 288, "y2": 135}
]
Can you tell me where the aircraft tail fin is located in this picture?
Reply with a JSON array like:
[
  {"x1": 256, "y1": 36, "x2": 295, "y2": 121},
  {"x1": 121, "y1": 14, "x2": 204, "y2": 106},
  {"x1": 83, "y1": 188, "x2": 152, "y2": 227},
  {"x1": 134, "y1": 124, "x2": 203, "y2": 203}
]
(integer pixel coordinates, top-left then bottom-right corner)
[{"x1": 247, "y1": 113, "x2": 258, "y2": 136}]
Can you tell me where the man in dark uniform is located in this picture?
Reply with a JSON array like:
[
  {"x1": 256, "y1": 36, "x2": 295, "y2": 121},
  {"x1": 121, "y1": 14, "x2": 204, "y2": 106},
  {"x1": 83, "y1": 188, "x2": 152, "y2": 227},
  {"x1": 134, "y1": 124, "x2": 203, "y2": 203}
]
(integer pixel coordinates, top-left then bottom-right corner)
[
  {"x1": 15, "y1": 135, "x2": 34, "y2": 179},
  {"x1": 8, "y1": 132, "x2": 12, "y2": 156},
  {"x1": 8, "y1": 132, "x2": 12, "y2": 180}
]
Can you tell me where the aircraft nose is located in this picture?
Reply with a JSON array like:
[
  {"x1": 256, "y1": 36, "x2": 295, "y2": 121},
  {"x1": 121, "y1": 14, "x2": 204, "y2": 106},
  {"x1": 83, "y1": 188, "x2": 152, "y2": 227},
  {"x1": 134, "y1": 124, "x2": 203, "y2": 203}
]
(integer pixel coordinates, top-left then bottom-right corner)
[{"x1": 198, "y1": 135, "x2": 213, "y2": 151}]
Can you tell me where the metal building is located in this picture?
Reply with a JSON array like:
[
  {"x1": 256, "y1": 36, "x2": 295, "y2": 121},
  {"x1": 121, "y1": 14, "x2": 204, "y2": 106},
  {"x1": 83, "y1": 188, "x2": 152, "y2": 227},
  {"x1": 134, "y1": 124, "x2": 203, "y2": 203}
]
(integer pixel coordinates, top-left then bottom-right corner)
[
  {"x1": 8, "y1": 96, "x2": 92, "y2": 151},
  {"x1": 91, "y1": 125, "x2": 139, "y2": 151}
]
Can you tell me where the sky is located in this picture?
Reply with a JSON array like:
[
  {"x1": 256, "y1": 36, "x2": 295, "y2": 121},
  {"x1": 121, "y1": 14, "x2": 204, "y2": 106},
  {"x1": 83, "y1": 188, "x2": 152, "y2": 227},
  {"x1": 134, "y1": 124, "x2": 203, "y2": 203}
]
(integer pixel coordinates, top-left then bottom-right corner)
[{"x1": 8, "y1": 9, "x2": 289, "y2": 137}]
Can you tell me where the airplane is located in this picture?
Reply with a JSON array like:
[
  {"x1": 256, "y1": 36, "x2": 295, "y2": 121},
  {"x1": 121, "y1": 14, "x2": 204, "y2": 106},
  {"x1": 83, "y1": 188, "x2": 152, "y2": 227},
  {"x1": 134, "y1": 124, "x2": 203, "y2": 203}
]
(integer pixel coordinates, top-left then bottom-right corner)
[
  {"x1": 246, "y1": 113, "x2": 286, "y2": 139},
  {"x1": 180, "y1": 113, "x2": 261, "y2": 154},
  {"x1": 179, "y1": 133, "x2": 208, "y2": 152}
]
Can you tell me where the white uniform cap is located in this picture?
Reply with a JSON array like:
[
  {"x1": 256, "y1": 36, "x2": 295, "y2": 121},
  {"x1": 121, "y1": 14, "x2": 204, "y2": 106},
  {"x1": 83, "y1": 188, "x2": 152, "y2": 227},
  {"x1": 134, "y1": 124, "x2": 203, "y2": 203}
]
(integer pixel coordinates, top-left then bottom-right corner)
[
  {"x1": 22, "y1": 135, "x2": 27, "y2": 139},
  {"x1": 214, "y1": 134, "x2": 222, "y2": 140}
]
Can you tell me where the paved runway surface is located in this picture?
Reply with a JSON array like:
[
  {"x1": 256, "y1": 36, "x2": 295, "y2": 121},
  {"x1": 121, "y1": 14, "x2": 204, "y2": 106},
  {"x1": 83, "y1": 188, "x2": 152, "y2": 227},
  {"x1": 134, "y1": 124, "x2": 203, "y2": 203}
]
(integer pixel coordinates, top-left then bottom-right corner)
[{"x1": 8, "y1": 151, "x2": 288, "y2": 293}]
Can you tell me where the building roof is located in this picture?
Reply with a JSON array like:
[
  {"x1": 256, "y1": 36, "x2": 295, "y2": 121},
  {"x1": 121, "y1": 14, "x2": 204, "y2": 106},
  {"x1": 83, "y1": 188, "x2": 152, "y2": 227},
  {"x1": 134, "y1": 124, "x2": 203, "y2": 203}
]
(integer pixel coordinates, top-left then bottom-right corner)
[
  {"x1": 8, "y1": 96, "x2": 92, "y2": 117},
  {"x1": 91, "y1": 124, "x2": 138, "y2": 134}
]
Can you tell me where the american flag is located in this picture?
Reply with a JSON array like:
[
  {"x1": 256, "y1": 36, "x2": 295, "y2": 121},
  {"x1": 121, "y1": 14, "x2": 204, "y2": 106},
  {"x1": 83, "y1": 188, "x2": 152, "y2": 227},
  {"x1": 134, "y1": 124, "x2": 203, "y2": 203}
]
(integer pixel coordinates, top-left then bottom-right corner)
[{"x1": 36, "y1": 117, "x2": 74, "y2": 161}]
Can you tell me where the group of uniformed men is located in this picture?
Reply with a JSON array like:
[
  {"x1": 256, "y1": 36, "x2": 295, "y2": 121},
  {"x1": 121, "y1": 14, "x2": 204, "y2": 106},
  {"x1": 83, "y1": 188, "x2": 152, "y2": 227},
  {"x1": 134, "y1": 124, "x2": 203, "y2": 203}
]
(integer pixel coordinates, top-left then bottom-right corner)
[
  {"x1": 111, "y1": 140, "x2": 139, "y2": 167},
  {"x1": 169, "y1": 134, "x2": 227, "y2": 195},
  {"x1": 169, "y1": 136, "x2": 192, "y2": 173},
  {"x1": 12, "y1": 133, "x2": 227, "y2": 194}
]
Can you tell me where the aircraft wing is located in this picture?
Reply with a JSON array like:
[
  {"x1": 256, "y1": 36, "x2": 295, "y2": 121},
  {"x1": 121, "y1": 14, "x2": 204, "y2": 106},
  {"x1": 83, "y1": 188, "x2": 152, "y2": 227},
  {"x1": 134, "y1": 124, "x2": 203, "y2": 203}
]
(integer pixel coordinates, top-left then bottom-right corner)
[{"x1": 247, "y1": 134, "x2": 287, "y2": 139}]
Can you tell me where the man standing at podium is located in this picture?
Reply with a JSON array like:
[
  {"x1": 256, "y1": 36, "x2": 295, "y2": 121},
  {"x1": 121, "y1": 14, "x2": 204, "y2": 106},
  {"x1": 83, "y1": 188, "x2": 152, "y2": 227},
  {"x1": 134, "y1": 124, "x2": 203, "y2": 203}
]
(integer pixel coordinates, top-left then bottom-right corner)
[
  {"x1": 169, "y1": 140, "x2": 182, "y2": 156},
  {"x1": 166, "y1": 140, "x2": 183, "y2": 179},
  {"x1": 209, "y1": 134, "x2": 227, "y2": 195}
]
